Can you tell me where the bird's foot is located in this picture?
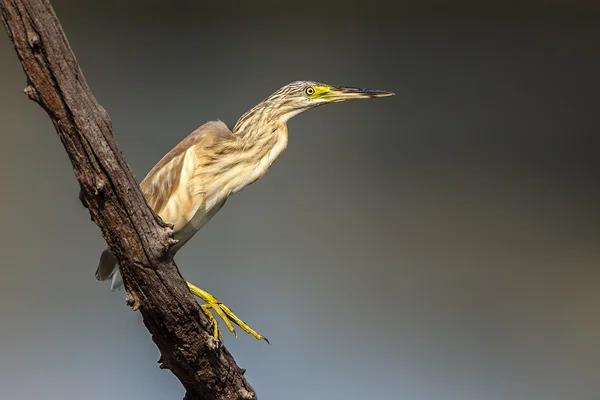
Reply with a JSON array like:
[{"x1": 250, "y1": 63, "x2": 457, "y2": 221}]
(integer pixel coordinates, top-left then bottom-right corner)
[{"x1": 186, "y1": 281, "x2": 269, "y2": 344}]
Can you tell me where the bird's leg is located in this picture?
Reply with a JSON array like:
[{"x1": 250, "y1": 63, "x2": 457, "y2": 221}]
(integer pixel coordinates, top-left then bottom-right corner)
[{"x1": 187, "y1": 281, "x2": 269, "y2": 343}]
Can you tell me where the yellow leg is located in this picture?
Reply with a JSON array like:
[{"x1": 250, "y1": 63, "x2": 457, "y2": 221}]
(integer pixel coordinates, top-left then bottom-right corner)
[{"x1": 187, "y1": 281, "x2": 269, "y2": 343}]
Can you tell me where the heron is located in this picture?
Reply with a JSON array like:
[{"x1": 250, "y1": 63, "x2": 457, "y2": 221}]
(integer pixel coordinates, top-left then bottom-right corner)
[{"x1": 96, "y1": 80, "x2": 393, "y2": 342}]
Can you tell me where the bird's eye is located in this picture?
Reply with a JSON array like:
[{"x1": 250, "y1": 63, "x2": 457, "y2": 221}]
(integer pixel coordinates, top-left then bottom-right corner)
[{"x1": 304, "y1": 87, "x2": 315, "y2": 96}]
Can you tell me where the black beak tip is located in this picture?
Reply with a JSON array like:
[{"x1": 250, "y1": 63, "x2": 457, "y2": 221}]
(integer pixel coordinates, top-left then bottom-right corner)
[
  {"x1": 371, "y1": 90, "x2": 395, "y2": 98},
  {"x1": 357, "y1": 88, "x2": 395, "y2": 98},
  {"x1": 335, "y1": 86, "x2": 395, "y2": 99}
]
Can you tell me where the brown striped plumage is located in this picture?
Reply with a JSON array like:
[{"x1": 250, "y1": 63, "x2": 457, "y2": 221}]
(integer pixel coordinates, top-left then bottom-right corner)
[{"x1": 95, "y1": 80, "x2": 393, "y2": 292}]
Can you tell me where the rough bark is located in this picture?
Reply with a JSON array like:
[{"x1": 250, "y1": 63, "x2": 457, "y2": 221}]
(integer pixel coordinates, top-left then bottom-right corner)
[{"x1": 0, "y1": 1, "x2": 257, "y2": 399}]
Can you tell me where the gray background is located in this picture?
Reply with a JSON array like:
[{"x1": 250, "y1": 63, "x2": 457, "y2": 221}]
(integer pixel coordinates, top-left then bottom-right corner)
[{"x1": 1, "y1": 1, "x2": 599, "y2": 399}]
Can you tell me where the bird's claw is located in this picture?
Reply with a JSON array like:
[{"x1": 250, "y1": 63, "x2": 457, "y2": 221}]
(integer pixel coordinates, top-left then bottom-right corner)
[{"x1": 188, "y1": 282, "x2": 269, "y2": 344}]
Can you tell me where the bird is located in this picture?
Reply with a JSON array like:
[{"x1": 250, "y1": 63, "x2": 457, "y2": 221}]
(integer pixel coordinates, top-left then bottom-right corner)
[{"x1": 95, "y1": 80, "x2": 393, "y2": 342}]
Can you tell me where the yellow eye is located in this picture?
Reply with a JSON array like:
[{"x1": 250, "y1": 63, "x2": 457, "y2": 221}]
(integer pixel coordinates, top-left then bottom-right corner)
[{"x1": 304, "y1": 87, "x2": 315, "y2": 96}]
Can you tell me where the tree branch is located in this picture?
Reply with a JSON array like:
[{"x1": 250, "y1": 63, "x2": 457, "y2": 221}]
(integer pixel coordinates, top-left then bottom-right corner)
[{"x1": 0, "y1": 1, "x2": 257, "y2": 399}]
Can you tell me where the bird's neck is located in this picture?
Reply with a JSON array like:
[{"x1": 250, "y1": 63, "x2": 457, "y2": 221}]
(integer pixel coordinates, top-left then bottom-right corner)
[
  {"x1": 235, "y1": 121, "x2": 289, "y2": 171},
  {"x1": 231, "y1": 103, "x2": 294, "y2": 167},
  {"x1": 208, "y1": 120, "x2": 287, "y2": 203},
  {"x1": 202, "y1": 106, "x2": 291, "y2": 209},
  {"x1": 232, "y1": 99, "x2": 301, "y2": 139}
]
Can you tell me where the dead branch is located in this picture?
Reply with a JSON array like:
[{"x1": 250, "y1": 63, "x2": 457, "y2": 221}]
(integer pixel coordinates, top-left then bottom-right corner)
[{"x1": 0, "y1": 1, "x2": 257, "y2": 399}]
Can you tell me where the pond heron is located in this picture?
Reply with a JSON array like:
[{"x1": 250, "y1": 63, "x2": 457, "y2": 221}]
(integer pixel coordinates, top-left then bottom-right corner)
[{"x1": 96, "y1": 80, "x2": 394, "y2": 342}]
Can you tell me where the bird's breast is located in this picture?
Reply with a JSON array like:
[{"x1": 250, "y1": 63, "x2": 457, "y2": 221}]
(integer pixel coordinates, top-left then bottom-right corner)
[{"x1": 205, "y1": 127, "x2": 289, "y2": 210}]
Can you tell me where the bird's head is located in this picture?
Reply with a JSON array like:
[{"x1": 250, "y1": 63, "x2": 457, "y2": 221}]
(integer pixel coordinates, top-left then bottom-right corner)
[
  {"x1": 233, "y1": 80, "x2": 394, "y2": 133},
  {"x1": 270, "y1": 80, "x2": 394, "y2": 122}
]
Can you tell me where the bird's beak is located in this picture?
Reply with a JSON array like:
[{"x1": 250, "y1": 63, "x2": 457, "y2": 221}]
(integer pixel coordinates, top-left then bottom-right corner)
[{"x1": 325, "y1": 86, "x2": 395, "y2": 102}]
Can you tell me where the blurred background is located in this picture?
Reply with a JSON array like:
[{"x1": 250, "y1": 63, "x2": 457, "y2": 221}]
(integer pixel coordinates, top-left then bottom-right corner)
[{"x1": 1, "y1": 1, "x2": 599, "y2": 399}]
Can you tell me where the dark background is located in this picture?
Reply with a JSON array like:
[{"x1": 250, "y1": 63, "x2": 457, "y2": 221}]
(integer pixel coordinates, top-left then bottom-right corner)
[{"x1": 1, "y1": 1, "x2": 599, "y2": 399}]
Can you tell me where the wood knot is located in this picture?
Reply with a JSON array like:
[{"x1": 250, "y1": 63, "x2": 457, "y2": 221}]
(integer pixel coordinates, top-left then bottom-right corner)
[
  {"x1": 28, "y1": 34, "x2": 41, "y2": 50},
  {"x1": 23, "y1": 85, "x2": 40, "y2": 102},
  {"x1": 94, "y1": 180, "x2": 106, "y2": 196},
  {"x1": 125, "y1": 292, "x2": 144, "y2": 311},
  {"x1": 206, "y1": 335, "x2": 221, "y2": 351},
  {"x1": 165, "y1": 237, "x2": 179, "y2": 251},
  {"x1": 237, "y1": 388, "x2": 256, "y2": 400},
  {"x1": 158, "y1": 357, "x2": 170, "y2": 370}
]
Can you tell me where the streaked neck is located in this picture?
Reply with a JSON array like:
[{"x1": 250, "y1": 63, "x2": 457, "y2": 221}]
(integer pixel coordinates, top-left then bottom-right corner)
[{"x1": 233, "y1": 101, "x2": 303, "y2": 139}]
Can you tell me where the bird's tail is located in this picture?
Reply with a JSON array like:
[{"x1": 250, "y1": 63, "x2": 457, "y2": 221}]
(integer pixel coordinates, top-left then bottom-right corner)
[{"x1": 95, "y1": 247, "x2": 124, "y2": 291}]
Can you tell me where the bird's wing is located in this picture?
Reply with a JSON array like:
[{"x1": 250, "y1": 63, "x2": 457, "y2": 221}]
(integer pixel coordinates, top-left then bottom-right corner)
[
  {"x1": 95, "y1": 120, "x2": 234, "y2": 283},
  {"x1": 139, "y1": 119, "x2": 234, "y2": 231}
]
